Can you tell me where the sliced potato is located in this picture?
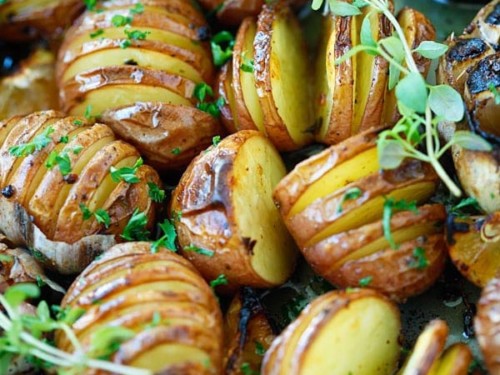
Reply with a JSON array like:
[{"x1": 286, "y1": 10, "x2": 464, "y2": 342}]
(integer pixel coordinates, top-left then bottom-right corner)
[
  {"x1": 429, "y1": 344, "x2": 472, "y2": 375},
  {"x1": 398, "y1": 320, "x2": 448, "y2": 375},
  {"x1": 216, "y1": 61, "x2": 240, "y2": 133},
  {"x1": 224, "y1": 288, "x2": 275, "y2": 374},
  {"x1": 463, "y1": 0, "x2": 500, "y2": 46},
  {"x1": 474, "y1": 276, "x2": 500, "y2": 375},
  {"x1": 57, "y1": 242, "x2": 224, "y2": 374},
  {"x1": 171, "y1": 130, "x2": 297, "y2": 289},
  {"x1": 0, "y1": 0, "x2": 83, "y2": 41},
  {"x1": 447, "y1": 212, "x2": 500, "y2": 287},
  {"x1": 254, "y1": 2, "x2": 314, "y2": 150},
  {"x1": 305, "y1": 204, "x2": 447, "y2": 301},
  {"x1": 262, "y1": 289, "x2": 401, "y2": 375},
  {"x1": 0, "y1": 111, "x2": 160, "y2": 273}
]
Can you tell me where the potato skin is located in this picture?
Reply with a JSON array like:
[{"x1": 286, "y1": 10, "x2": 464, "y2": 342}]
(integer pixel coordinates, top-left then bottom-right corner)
[
  {"x1": 58, "y1": 242, "x2": 224, "y2": 374},
  {"x1": 0, "y1": 0, "x2": 83, "y2": 41},
  {"x1": 475, "y1": 276, "x2": 500, "y2": 375}
]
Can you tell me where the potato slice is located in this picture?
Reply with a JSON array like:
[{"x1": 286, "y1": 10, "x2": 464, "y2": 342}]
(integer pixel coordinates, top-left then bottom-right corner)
[
  {"x1": 305, "y1": 204, "x2": 446, "y2": 301},
  {"x1": 384, "y1": 8, "x2": 436, "y2": 125},
  {"x1": 224, "y1": 288, "x2": 275, "y2": 375},
  {"x1": 428, "y1": 343, "x2": 472, "y2": 375},
  {"x1": 171, "y1": 131, "x2": 297, "y2": 288},
  {"x1": 254, "y1": 3, "x2": 313, "y2": 150},
  {"x1": 262, "y1": 289, "x2": 401, "y2": 375},
  {"x1": 475, "y1": 276, "x2": 500, "y2": 375},
  {"x1": 57, "y1": 242, "x2": 224, "y2": 374},
  {"x1": 285, "y1": 160, "x2": 438, "y2": 248},
  {"x1": 0, "y1": 49, "x2": 59, "y2": 120},
  {"x1": 463, "y1": 0, "x2": 500, "y2": 46},
  {"x1": 232, "y1": 17, "x2": 264, "y2": 133},
  {"x1": 447, "y1": 212, "x2": 500, "y2": 287},
  {"x1": 216, "y1": 61, "x2": 240, "y2": 133},
  {"x1": 0, "y1": 0, "x2": 83, "y2": 41},
  {"x1": 398, "y1": 320, "x2": 448, "y2": 375},
  {"x1": 100, "y1": 102, "x2": 224, "y2": 171}
]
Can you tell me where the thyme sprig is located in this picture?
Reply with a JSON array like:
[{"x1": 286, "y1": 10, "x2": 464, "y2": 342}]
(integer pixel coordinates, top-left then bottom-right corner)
[{"x1": 312, "y1": 0, "x2": 492, "y2": 196}]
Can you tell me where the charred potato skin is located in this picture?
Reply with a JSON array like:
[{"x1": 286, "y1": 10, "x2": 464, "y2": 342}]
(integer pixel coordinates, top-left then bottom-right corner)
[
  {"x1": 475, "y1": 276, "x2": 500, "y2": 375},
  {"x1": 0, "y1": 0, "x2": 84, "y2": 41},
  {"x1": 58, "y1": 242, "x2": 224, "y2": 374}
]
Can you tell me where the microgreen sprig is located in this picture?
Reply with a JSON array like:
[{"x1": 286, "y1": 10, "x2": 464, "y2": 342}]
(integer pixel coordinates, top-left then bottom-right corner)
[{"x1": 313, "y1": 0, "x2": 492, "y2": 196}]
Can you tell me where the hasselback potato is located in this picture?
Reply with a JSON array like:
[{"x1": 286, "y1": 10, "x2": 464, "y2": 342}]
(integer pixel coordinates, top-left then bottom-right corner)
[
  {"x1": 0, "y1": 111, "x2": 160, "y2": 274},
  {"x1": 56, "y1": 0, "x2": 223, "y2": 170}
]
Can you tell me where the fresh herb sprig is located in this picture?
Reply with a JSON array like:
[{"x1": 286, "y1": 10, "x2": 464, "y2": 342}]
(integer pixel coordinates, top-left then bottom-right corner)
[
  {"x1": 0, "y1": 284, "x2": 150, "y2": 375},
  {"x1": 312, "y1": 0, "x2": 492, "y2": 197}
]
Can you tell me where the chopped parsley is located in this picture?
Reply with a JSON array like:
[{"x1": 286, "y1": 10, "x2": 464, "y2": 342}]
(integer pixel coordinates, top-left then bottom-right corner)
[
  {"x1": 210, "y1": 274, "x2": 228, "y2": 288},
  {"x1": 121, "y1": 209, "x2": 150, "y2": 241},
  {"x1": 382, "y1": 198, "x2": 418, "y2": 249},
  {"x1": 210, "y1": 31, "x2": 234, "y2": 67},
  {"x1": 151, "y1": 219, "x2": 177, "y2": 253},
  {"x1": 111, "y1": 14, "x2": 132, "y2": 27},
  {"x1": 59, "y1": 136, "x2": 69, "y2": 144},
  {"x1": 83, "y1": 0, "x2": 97, "y2": 11},
  {"x1": 9, "y1": 127, "x2": 54, "y2": 157},
  {"x1": 183, "y1": 244, "x2": 214, "y2": 257},
  {"x1": 124, "y1": 28, "x2": 150, "y2": 41},
  {"x1": 488, "y1": 83, "x2": 500, "y2": 105},
  {"x1": 45, "y1": 151, "x2": 72, "y2": 176},
  {"x1": 129, "y1": 2, "x2": 144, "y2": 15},
  {"x1": 90, "y1": 29, "x2": 104, "y2": 38},
  {"x1": 110, "y1": 158, "x2": 143, "y2": 183},
  {"x1": 193, "y1": 83, "x2": 224, "y2": 117},
  {"x1": 240, "y1": 363, "x2": 258, "y2": 375},
  {"x1": 147, "y1": 182, "x2": 165, "y2": 202},
  {"x1": 337, "y1": 187, "x2": 363, "y2": 213},
  {"x1": 358, "y1": 276, "x2": 373, "y2": 287},
  {"x1": 408, "y1": 247, "x2": 429, "y2": 269},
  {"x1": 240, "y1": 51, "x2": 254, "y2": 73},
  {"x1": 79, "y1": 203, "x2": 93, "y2": 220},
  {"x1": 94, "y1": 209, "x2": 111, "y2": 228},
  {"x1": 171, "y1": 147, "x2": 181, "y2": 155},
  {"x1": 212, "y1": 135, "x2": 221, "y2": 146},
  {"x1": 84, "y1": 104, "x2": 93, "y2": 120},
  {"x1": 255, "y1": 341, "x2": 265, "y2": 356}
]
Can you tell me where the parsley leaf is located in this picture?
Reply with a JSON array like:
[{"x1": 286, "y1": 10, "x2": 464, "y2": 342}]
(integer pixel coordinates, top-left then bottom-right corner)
[
  {"x1": 94, "y1": 209, "x2": 111, "y2": 228},
  {"x1": 111, "y1": 14, "x2": 132, "y2": 27},
  {"x1": 210, "y1": 274, "x2": 228, "y2": 288},
  {"x1": 9, "y1": 127, "x2": 54, "y2": 157},
  {"x1": 151, "y1": 219, "x2": 177, "y2": 253},
  {"x1": 408, "y1": 247, "x2": 429, "y2": 269},
  {"x1": 90, "y1": 29, "x2": 104, "y2": 38},
  {"x1": 210, "y1": 31, "x2": 234, "y2": 67},
  {"x1": 79, "y1": 203, "x2": 93, "y2": 220},
  {"x1": 110, "y1": 158, "x2": 143, "y2": 183},
  {"x1": 147, "y1": 182, "x2": 165, "y2": 203},
  {"x1": 129, "y1": 2, "x2": 144, "y2": 15},
  {"x1": 359, "y1": 276, "x2": 373, "y2": 287},
  {"x1": 383, "y1": 198, "x2": 418, "y2": 249},
  {"x1": 240, "y1": 51, "x2": 254, "y2": 73},
  {"x1": 124, "y1": 28, "x2": 150, "y2": 40},
  {"x1": 121, "y1": 209, "x2": 150, "y2": 241},
  {"x1": 183, "y1": 244, "x2": 214, "y2": 257},
  {"x1": 337, "y1": 187, "x2": 363, "y2": 213}
]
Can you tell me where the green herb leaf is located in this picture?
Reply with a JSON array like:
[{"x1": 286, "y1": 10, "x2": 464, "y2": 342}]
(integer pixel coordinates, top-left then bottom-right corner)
[
  {"x1": 377, "y1": 139, "x2": 406, "y2": 170},
  {"x1": 171, "y1": 147, "x2": 181, "y2": 155},
  {"x1": 395, "y1": 72, "x2": 428, "y2": 113},
  {"x1": 452, "y1": 131, "x2": 492, "y2": 152},
  {"x1": 147, "y1": 182, "x2": 165, "y2": 203},
  {"x1": 488, "y1": 83, "x2": 500, "y2": 105},
  {"x1": 211, "y1": 31, "x2": 234, "y2": 67},
  {"x1": 183, "y1": 244, "x2": 214, "y2": 257},
  {"x1": 94, "y1": 209, "x2": 111, "y2": 228},
  {"x1": 210, "y1": 274, "x2": 228, "y2": 288},
  {"x1": 194, "y1": 82, "x2": 213, "y2": 102},
  {"x1": 84, "y1": 104, "x2": 93, "y2": 119},
  {"x1": 383, "y1": 198, "x2": 418, "y2": 249},
  {"x1": 413, "y1": 41, "x2": 448, "y2": 59},
  {"x1": 90, "y1": 29, "x2": 104, "y2": 38},
  {"x1": 328, "y1": 0, "x2": 362, "y2": 16},
  {"x1": 121, "y1": 209, "x2": 150, "y2": 241},
  {"x1": 124, "y1": 29, "x2": 150, "y2": 40},
  {"x1": 59, "y1": 136, "x2": 69, "y2": 144},
  {"x1": 255, "y1": 341, "x2": 265, "y2": 356},
  {"x1": 5, "y1": 284, "x2": 40, "y2": 308},
  {"x1": 408, "y1": 247, "x2": 429, "y2": 269},
  {"x1": 450, "y1": 196, "x2": 481, "y2": 217},
  {"x1": 379, "y1": 36, "x2": 405, "y2": 62},
  {"x1": 120, "y1": 39, "x2": 132, "y2": 49},
  {"x1": 240, "y1": 362, "x2": 258, "y2": 375},
  {"x1": 83, "y1": 0, "x2": 97, "y2": 11},
  {"x1": 79, "y1": 203, "x2": 93, "y2": 220},
  {"x1": 111, "y1": 14, "x2": 132, "y2": 27},
  {"x1": 240, "y1": 51, "x2": 255, "y2": 73},
  {"x1": 212, "y1": 135, "x2": 221, "y2": 146},
  {"x1": 0, "y1": 254, "x2": 13, "y2": 263},
  {"x1": 358, "y1": 276, "x2": 373, "y2": 287},
  {"x1": 360, "y1": 14, "x2": 376, "y2": 47},
  {"x1": 311, "y1": 0, "x2": 323, "y2": 10},
  {"x1": 87, "y1": 326, "x2": 135, "y2": 360},
  {"x1": 337, "y1": 187, "x2": 363, "y2": 213},
  {"x1": 151, "y1": 219, "x2": 177, "y2": 253},
  {"x1": 9, "y1": 127, "x2": 54, "y2": 157},
  {"x1": 428, "y1": 85, "x2": 464, "y2": 122},
  {"x1": 129, "y1": 2, "x2": 144, "y2": 15},
  {"x1": 388, "y1": 63, "x2": 401, "y2": 90},
  {"x1": 110, "y1": 158, "x2": 143, "y2": 183}
]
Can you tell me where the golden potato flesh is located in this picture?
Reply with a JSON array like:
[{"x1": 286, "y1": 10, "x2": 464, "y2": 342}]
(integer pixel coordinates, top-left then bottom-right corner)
[
  {"x1": 428, "y1": 343, "x2": 472, "y2": 375},
  {"x1": 0, "y1": 111, "x2": 160, "y2": 273},
  {"x1": 475, "y1": 276, "x2": 500, "y2": 375},
  {"x1": 171, "y1": 130, "x2": 297, "y2": 289},
  {"x1": 262, "y1": 289, "x2": 401, "y2": 375},
  {"x1": 254, "y1": 3, "x2": 314, "y2": 151},
  {"x1": 57, "y1": 242, "x2": 224, "y2": 374},
  {"x1": 447, "y1": 212, "x2": 500, "y2": 287}
]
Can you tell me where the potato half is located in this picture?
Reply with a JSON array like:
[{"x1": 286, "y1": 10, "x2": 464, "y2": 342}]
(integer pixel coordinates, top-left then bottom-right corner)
[
  {"x1": 447, "y1": 212, "x2": 500, "y2": 287},
  {"x1": 57, "y1": 242, "x2": 224, "y2": 374},
  {"x1": 428, "y1": 344, "x2": 473, "y2": 375},
  {"x1": 262, "y1": 289, "x2": 401, "y2": 375},
  {"x1": 0, "y1": 111, "x2": 160, "y2": 273},
  {"x1": 224, "y1": 288, "x2": 275, "y2": 374},
  {"x1": 0, "y1": 0, "x2": 83, "y2": 41},
  {"x1": 56, "y1": 0, "x2": 220, "y2": 170},
  {"x1": 475, "y1": 276, "x2": 500, "y2": 375},
  {"x1": 304, "y1": 204, "x2": 447, "y2": 301},
  {"x1": 171, "y1": 130, "x2": 297, "y2": 289},
  {"x1": 463, "y1": 0, "x2": 500, "y2": 46}
]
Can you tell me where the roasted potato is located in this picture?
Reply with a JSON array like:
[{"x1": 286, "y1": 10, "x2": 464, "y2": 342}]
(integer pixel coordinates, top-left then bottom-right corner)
[
  {"x1": 0, "y1": 49, "x2": 59, "y2": 120},
  {"x1": 447, "y1": 212, "x2": 500, "y2": 287},
  {"x1": 224, "y1": 288, "x2": 275, "y2": 374},
  {"x1": 474, "y1": 276, "x2": 500, "y2": 375},
  {"x1": 262, "y1": 289, "x2": 401, "y2": 375},
  {"x1": 0, "y1": 111, "x2": 160, "y2": 274},
  {"x1": 305, "y1": 204, "x2": 447, "y2": 301},
  {"x1": 56, "y1": 0, "x2": 221, "y2": 170},
  {"x1": 0, "y1": 0, "x2": 83, "y2": 41},
  {"x1": 463, "y1": 0, "x2": 500, "y2": 46},
  {"x1": 171, "y1": 130, "x2": 298, "y2": 289},
  {"x1": 197, "y1": 0, "x2": 307, "y2": 28},
  {"x1": 56, "y1": 241, "x2": 224, "y2": 374}
]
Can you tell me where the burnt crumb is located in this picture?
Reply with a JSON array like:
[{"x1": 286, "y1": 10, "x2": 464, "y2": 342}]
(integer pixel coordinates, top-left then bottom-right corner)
[
  {"x1": 447, "y1": 38, "x2": 487, "y2": 62},
  {"x1": 1, "y1": 185, "x2": 15, "y2": 198},
  {"x1": 124, "y1": 59, "x2": 138, "y2": 66},
  {"x1": 196, "y1": 26, "x2": 211, "y2": 41},
  {"x1": 63, "y1": 174, "x2": 78, "y2": 184},
  {"x1": 242, "y1": 237, "x2": 257, "y2": 255},
  {"x1": 467, "y1": 55, "x2": 500, "y2": 94},
  {"x1": 485, "y1": 3, "x2": 500, "y2": 25}
]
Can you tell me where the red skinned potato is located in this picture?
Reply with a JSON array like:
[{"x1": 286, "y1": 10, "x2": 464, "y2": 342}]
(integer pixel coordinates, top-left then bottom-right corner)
[
  {"x1": 475, "y1": 276, "x2": 500, "y2": 375},
  {"x1": 0, "y1": 111, "x2": 160, "y2": 274},
  {"x1": 0, "y1": 0, "x2": 83, "y2": 41},
  {"x1": 262, "y1": 289, "x2": 401, "y2": 375},
  {"x1": 171, "y1": 130, "x2": 298, "y2": 290},
  {"x1": 56, "y1": 241, "x2": 224, "y2": 374}
]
